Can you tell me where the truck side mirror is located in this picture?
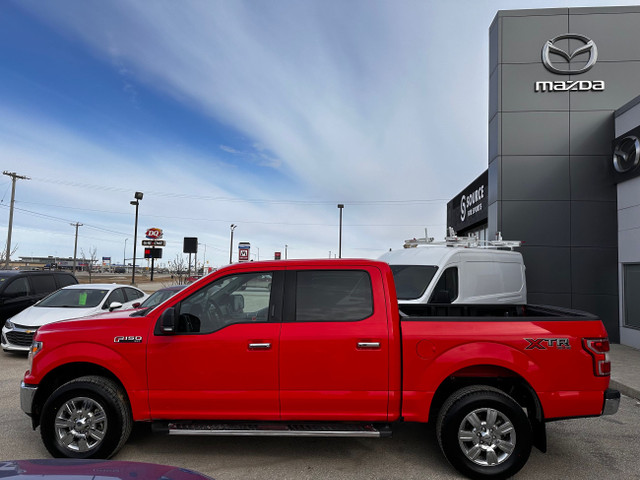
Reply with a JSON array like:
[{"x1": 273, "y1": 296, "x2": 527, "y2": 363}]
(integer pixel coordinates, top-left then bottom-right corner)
[{"x1": 160, "y1": 307, "x2": 177, "y2": 334}]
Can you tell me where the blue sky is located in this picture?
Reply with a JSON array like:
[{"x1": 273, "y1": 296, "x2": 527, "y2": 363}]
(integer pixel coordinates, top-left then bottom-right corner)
[{"x1": 1, "y1": 0, "x2": 637, "y2": 268}]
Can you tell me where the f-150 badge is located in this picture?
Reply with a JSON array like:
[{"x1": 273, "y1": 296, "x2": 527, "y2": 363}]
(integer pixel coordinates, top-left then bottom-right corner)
[
  {"x1": 525, "y1": 338, "x2": 571, "y2": 350},
  {"x1": 114, "y1": 336, "x2": 143, "y2": 343}
]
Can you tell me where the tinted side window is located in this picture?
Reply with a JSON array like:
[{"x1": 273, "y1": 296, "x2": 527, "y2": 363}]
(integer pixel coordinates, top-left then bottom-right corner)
[
  {"x1": 3, "y1": 278, "x2": 30, "y2": 298},
  {"x1": 30, "y1": 275, "x2": 57, "y2": 294},
  {"x1": 295, "y1": 270, "x2": 373, "y2": 322},
  {"x1": 56, "y1": 274, "x2": 77, "y2": 288},
  {"x1": 103, "y1": 288, "x2": 126, "y2": 309},
  {"x1": 175, "y1": 272, "x2": 273, "y2": 334},
  {"x1": 428, "y1": 267, "x2": 458, "y2": 303},
  {"x1": 124, "y1": 287, "x2": 144, "y2": 301}
]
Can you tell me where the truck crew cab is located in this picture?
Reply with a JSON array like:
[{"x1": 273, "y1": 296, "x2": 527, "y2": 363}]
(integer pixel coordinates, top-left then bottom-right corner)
[{"x1": 21, "y1": 259, "x2": 619, "y2": 479}]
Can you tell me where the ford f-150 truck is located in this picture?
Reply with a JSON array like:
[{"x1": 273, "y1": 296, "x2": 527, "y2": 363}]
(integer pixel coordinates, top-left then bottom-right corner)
[{"x1": 20, "y1": 259, "x2": 619, "y2": 479}]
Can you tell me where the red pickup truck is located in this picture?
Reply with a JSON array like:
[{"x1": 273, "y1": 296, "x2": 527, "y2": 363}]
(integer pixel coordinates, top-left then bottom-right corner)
[{"x1": 21, "y1": 259, "x2": 619, "y2": 479}]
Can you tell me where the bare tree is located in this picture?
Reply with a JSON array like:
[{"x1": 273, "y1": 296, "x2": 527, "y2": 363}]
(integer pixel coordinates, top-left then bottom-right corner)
[
  {"x1": 168, "y1": 254, "x2": 188, "y2": 285},
  {"x1": 0, "y1": 243, "x2": 18, "y2": 268},
  {"x1": 80, "y1": 247, "x2": 98, "y2": 283}
]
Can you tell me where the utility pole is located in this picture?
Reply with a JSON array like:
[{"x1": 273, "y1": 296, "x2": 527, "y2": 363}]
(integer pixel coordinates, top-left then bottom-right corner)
[
  {"x1": 3, "y1": 171, "x2": 30, "y2": 269},
  {"x1": 70, "y1": 222, "x2": 83, "y2": 272}
]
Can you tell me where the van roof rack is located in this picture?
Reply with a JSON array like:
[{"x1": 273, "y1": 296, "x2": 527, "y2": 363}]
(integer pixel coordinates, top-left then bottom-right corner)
[{"x1": 403, "y1": 228, "x2": 522, "y2": 250}]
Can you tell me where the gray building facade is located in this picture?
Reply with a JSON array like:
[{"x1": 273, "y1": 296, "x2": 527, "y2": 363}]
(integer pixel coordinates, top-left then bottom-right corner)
[
  {"x1": 485, "y1": 6, "x2": 640, "y2": 343},
  {"x1": 615, "y1": 97, "x2": 640, "y2": 349}
]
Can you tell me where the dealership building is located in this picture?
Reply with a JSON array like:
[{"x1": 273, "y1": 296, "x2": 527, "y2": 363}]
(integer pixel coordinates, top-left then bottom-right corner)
[{"x1": 447, "y1": 6, "x2": 640, "y2": 349}]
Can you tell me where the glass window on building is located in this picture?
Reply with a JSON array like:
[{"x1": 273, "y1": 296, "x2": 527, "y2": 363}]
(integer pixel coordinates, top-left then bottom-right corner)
[{"x1": 623, "y1": 264, "x2": 640, "y2": 329}]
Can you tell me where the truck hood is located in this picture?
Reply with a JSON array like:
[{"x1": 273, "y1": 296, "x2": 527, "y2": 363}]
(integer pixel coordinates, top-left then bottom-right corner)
[{"x1": 33, "y1": 309, "x2": 134, "y2": 333}]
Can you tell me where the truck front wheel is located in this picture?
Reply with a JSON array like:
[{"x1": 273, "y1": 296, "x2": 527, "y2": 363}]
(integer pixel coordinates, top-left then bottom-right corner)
[
  {"x1": 436, "y1": 386, "x2": 532, "y2": 479},
  {"x1": 40, "y1": 376, "x2": 132, "y2": 459}
]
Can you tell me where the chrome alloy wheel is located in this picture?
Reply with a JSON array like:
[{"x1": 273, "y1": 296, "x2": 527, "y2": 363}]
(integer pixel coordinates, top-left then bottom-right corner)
[
  {"x1": 54, "y1": 396, "x2": 108, "y2": 453},
  {"x1": 457, "y1": 407, "x2": 516, "y2": 466}
]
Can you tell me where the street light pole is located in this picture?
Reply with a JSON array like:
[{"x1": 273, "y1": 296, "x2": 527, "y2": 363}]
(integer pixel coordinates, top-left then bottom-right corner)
[
  {"x1": 130, "y1": 192, "x2": 143, "y2": 285},
  {"x1": 229, "y1": 224, "x2": 236, "y2": 264},
  {"x1": 337, "y1": 204, "x2": 344, "y2": 258},
  {"x1": 123, "y1": 238, "x2": 128, "y2": 269}
]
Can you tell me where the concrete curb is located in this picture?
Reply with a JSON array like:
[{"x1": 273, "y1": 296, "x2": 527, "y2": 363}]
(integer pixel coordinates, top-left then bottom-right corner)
[{"x1": 610, "y1": 379, "x2": 640, "y2": 402}]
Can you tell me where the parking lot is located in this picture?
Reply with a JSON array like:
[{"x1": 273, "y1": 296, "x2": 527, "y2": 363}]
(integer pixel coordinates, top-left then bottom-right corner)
[{"x1": 1, "y1": 352, "x2": 639, "y2": 479}]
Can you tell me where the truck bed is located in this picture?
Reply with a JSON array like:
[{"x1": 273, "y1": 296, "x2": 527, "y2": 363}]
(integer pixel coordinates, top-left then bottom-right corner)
[{"x1": 399, "y1": 303, "x2": 599, "y2": 320}]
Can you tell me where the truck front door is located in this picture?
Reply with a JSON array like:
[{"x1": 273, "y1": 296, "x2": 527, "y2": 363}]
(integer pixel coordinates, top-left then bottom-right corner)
[
  {"x1": 279, "y1": 267, "x2": 390, "y2": 421},
  {"x1": 147, "y1": 270, "x2": 283, "y2": 420}
]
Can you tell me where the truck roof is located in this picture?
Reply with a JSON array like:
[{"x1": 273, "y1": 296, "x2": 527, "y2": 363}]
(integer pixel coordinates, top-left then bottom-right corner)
[{"x1": 218, "y1": 258, "x2": 391, "y2": 271}]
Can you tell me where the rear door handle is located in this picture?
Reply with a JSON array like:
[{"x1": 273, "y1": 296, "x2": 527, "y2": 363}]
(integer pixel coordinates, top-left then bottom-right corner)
[
  {"x1": 357, "y1": 342, "x2": 380, "y2": 349},
  {"x1": 248, "y1": 343, "x2": 272, "y2": 350}
]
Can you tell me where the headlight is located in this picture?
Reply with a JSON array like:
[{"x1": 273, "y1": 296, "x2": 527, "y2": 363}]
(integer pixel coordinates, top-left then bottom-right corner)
[
  {"x1": 4, "y1": 319, "x2": 14, "y2": 329},
  {"x1": 27, "y1": 341, "x2": 43, "y2": 370}
]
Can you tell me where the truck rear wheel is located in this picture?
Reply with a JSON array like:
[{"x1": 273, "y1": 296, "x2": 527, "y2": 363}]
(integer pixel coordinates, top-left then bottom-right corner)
[
  {"x1": 436, "y1": 386, "x2": 532, "y2": 479},
  {"x1": 40, "y1": 376, "x2": 132, "y2": 459}
]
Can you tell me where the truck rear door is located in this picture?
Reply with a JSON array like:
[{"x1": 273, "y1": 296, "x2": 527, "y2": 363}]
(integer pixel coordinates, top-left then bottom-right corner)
[{"x1": 279, "y1": 266, "x2": 390, "y2": 421}]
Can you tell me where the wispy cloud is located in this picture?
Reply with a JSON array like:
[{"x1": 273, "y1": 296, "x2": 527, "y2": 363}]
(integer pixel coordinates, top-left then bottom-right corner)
[{"x1": 8, "y1": 0, "x2": 633, "y2": 262}]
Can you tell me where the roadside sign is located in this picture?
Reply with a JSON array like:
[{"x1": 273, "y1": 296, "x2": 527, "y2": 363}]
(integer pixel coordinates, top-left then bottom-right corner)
[
  {"x1": 144, "y1": 248, "x2": 163, "y2": 259},
  {"x1": 142, "y1": 240, "x2": 166, "y2": 246},
  {"x1": 145, "y1": 227, "x2": 163, "y2": 239},
  {"x1": 238, "y1": 242, "x2": 250, "y2": 262}
]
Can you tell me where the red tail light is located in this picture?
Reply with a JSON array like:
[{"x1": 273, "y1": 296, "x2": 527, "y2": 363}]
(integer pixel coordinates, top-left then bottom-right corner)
[{"x1": 583, "y1": 338, "x2": 611, "y2": 376}]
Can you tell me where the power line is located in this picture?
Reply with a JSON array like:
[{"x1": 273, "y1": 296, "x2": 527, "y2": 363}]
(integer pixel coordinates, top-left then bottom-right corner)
[
  {"x1": 30, "y1": 177, "x2": 448, "y2": 206},
  {"x1": 8, "y1": 202, "x2": 441, "y2": 229},
  {"x1": 0, "y1": 204, "x2": 130, "y2": 237}
]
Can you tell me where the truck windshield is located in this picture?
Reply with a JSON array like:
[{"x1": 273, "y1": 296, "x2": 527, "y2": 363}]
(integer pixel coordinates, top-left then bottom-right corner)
[{"x1": 389, "y1": 265, "x2": 438, "y2": 300}]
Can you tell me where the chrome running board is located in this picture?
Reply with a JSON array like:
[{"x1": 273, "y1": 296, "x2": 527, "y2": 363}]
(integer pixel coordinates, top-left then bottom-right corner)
[{"x1": 166, "y1": 422, "x2": 390, "y2": 438}]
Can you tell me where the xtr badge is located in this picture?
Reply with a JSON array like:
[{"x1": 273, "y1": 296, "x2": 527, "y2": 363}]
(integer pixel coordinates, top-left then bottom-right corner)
[{"x1": 525, "y1": 338, "x2": 571, "y2": 350}]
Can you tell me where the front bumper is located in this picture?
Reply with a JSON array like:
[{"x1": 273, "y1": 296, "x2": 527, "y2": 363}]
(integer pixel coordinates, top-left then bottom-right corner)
[
  {"x1": 20, "y1": 381, "x2": 38, "y2": 415},
  {"x1": 602, "y1": 388, "x2": 620, "y2": 415}
]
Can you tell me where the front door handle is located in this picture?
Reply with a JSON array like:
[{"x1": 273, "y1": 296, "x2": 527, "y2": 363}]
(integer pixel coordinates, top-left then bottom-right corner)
[
  {"x1": 357, "y1": 342, "x2": 381, "y2": 349},
  {"x1": 248, "y1": 343, "x2": 271, "y2": 350}
]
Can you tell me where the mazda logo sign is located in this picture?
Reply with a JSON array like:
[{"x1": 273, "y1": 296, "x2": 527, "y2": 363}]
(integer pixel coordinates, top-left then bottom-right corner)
[
  {"x1": 542, "y1": 34, "x2": 598, "y2": 75},
  {"x1": 613, "y1": 136, "x2": 640, "y2": 174}
]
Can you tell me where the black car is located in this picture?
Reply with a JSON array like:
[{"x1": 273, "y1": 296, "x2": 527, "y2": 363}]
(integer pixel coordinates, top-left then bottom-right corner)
[
  {"x1": 130, "y1": 285, "x2": 187, "y2": 316},
  {"x1": 0, "y1": 270, "x2": 78, "y2": 322}
]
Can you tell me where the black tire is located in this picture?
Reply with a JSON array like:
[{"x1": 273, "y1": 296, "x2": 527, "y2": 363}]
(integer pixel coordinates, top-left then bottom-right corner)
[
  {"x1": 436, "y1": 386, "x2": 532, "y2": 480},
  {"x1": 40, "y1": 375, "x2": 132, "y2": 459}
]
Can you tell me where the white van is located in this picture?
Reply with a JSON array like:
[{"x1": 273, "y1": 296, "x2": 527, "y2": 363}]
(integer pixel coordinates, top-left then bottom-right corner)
[{"x1": 379, "y1": 233, "x2": 526, "y2": 305}]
